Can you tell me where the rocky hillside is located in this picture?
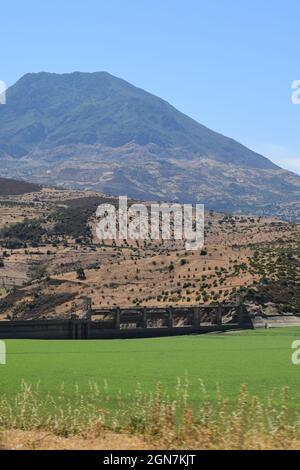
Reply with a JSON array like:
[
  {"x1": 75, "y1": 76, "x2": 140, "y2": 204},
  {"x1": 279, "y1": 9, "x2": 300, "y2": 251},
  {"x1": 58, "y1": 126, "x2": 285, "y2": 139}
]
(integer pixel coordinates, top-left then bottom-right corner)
[{"x1": 0, "y1": 72, "x2": 299, "y2": 218}]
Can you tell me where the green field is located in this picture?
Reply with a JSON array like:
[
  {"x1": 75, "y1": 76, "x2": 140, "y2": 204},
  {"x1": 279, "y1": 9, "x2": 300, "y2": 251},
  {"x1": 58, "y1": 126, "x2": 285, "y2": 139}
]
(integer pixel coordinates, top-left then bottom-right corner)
[{"x1": 1, "y1": 328, "x2": 300, "y2": 408}]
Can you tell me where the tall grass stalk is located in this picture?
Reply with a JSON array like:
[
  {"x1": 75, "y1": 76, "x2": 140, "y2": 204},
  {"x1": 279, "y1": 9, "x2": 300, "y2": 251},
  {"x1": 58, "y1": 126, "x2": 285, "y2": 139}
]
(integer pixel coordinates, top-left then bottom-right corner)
[{"x1": 0, "y1": 380, "x2": 299, "y2": 449}]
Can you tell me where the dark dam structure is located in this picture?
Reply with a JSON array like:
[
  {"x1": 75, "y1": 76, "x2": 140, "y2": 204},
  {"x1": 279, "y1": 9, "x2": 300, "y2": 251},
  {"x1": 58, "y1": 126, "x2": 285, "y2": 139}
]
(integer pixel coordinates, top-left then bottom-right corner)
[{"x1": 0, "y1": 302, "x2": 252, "y2": 340}]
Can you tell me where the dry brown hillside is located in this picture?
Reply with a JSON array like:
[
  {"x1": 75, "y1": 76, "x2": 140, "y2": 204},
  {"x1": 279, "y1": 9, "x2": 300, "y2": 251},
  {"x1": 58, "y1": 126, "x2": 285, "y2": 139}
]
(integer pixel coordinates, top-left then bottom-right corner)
[{"x1": 0, "y1": 185, "x2": 299, "y2": 320}]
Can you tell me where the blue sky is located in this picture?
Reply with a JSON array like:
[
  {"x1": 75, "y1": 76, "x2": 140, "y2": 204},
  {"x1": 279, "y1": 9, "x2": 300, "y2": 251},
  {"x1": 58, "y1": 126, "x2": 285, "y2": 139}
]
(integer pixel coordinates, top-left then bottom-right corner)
[{"x1": 1, "y1": 0, "x2": 299, "y2": 173}]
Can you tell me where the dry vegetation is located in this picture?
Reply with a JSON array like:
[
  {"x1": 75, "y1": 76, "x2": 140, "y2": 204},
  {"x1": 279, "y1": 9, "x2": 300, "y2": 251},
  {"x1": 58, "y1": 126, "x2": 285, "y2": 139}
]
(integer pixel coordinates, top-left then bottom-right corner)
[
  {"x1": 0, "y1": 380, "x2": 299, "y2": 450},
  {"x1": 0, "y1": 185, "x2": 300, "y2": 450},
  {"x1": 0, "y1": 186, "x2": 299, "y2": 319}
]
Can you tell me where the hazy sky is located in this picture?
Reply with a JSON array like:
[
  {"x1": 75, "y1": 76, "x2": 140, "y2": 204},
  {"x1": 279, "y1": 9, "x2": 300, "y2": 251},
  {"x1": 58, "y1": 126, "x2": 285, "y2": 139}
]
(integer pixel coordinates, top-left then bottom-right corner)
[{"x1": 1, "y1": 0, "x2": 299, "y2": 173}]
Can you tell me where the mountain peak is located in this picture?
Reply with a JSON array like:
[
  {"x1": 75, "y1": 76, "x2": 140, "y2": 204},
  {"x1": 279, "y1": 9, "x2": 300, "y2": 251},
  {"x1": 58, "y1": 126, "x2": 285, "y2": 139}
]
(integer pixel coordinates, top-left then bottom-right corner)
[
  {"x1": 1, "y1": 71, "x2": 277, "y2": 169},
  {"x1": 0, "y1": 71, "x2": 299, "y2": 218}
]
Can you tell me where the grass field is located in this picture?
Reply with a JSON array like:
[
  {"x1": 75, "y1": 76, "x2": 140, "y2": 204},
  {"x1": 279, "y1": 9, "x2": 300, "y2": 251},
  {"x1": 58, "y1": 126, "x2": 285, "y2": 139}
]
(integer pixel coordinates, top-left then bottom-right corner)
[{"x1": 1, "y1": 328, "x2": 300, "y2": 408}]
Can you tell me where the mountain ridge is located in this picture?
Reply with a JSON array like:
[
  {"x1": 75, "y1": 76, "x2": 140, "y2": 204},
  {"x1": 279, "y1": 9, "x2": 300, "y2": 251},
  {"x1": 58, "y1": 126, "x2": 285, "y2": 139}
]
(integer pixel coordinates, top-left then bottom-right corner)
[
  {"x1": 0, "y1": 71, "x2": 277, "y2": 169},
  {"x1": 0, "y1": 177, "x2": 41, "y2": 195},
  {"x1": 0, "y1": 71, "x2": 299, "y2": 219}
]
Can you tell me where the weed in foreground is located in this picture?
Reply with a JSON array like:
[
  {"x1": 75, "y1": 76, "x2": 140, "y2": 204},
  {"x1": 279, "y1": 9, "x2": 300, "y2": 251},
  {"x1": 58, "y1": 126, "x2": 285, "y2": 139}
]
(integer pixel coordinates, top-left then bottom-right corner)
[{"x1": 0, "y1": 379, "x2": 299, "y2": 450}]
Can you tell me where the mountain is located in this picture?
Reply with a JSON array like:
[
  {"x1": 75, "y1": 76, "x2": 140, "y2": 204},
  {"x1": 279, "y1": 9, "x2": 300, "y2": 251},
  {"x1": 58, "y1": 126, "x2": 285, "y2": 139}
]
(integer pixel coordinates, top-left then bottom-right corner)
[
  {"x1": 0, "y1": 71, "x2": 299, "y2": 218},
  {"x1": 0, "y1": 72, "x2": 275, "y2": 169},
  {"x1": 0, "y1": 177, "x2": 40, "y2": 196}
]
